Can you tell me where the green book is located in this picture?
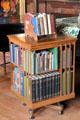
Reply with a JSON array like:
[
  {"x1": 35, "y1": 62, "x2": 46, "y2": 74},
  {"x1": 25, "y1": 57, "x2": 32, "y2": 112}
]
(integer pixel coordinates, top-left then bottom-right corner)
[
  {"x1": 24, "y1": 76, "x2": 27, "y2": 97},
  {"x1": 31, "y1": 51, "x2": 35, "y2": 74},
  {"x1": 49, "y1": 47, "x2": 58, "y2": 70},
  {"x1": 54, "y1": 47, "x2": 58, "y2": 70},
  {"x1": 62, "y1": 71, "x2": 73, "y2": 95},
  {"x1": 27, "y1": 77, "x2": 29, "y2": 100}
]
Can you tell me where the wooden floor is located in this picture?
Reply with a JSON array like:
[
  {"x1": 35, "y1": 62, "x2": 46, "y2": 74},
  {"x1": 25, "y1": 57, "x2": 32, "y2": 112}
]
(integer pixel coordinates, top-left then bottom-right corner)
[{"x1": 0, "y1": 64, "x2": 80, "y2": 120}]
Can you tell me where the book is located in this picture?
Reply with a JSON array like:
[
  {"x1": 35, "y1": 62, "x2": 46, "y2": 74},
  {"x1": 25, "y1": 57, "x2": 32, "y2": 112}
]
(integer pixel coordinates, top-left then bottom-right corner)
[
  {"x1": 43, "y1": 13, "x2": 48, "y2": 35},
  {"x1": 24, "y1": 76, "x2": 27, "y2": 97},
  {"x1": 10, "y1": 44, "x2": 14, "y2": 62},
  {"x1": 32, "y1": 76, "x2": 36, "y2": 103},
  {"x1": 38, "y1": 75, "x2": 43, "y2": 100},
  {"x1": 49, "y1": 47, "x2": 58, "y2": 70},
  {"x1": 25, "y1": 13, "x2": 32, "y2": 32},
  {"x1": 39, "y1": 14, "x2": 45, "y2": 35},
  {"x1": 36, "y1": 16, "x2": 41, "y2": 35},
  {"x1": 51, "y1": 72, "x2": 55, "y2": 97},
  {"x1": 31, "y1": 51, "x2": 35, "y2": 74},
  {"x1": 14, "y1": 67, "x2": 20, "y2": 92},
  {"x1": 47, "y1": 14, "x2": 52, "y2": 34},
  {"x1": 51, "y1": 14, "x2": 55, "y2": 34},
  {"x1": 31, "y1": 17, "x2": 39, "y2": 35},
  {"x1": 20, "y1": 70, "x2": 24, "y2": 96}
]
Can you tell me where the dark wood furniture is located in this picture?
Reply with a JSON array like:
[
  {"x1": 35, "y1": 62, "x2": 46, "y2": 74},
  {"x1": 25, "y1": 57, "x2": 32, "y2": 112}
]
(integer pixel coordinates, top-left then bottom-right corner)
[{"x1": 32, "y1": 0, "x2": 80, "y2": 16}]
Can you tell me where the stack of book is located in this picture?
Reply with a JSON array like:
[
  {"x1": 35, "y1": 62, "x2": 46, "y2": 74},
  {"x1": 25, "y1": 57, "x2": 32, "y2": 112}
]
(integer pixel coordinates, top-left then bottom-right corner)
[
  {"x1": 25, "y1": 13, "x2": 56, "y2": 36},
  {"x1": 10, "y1": 43, "x2": 58, "y2": 74},
  {"x1": 13, "y1": 68, "x2": 60, "y2": 103}
]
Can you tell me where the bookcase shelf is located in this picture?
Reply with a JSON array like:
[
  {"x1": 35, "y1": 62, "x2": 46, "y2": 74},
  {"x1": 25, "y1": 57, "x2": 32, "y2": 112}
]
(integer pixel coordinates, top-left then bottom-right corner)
[
  {"x1": 11, "y1": 87, "x2": 75, "y2": 110},
  {"x1": 11, "y1": 62, "x2": 60, "y2": 75},
  {"x1": 8, "y1": 33, "x2": 77, "y2": 119}
]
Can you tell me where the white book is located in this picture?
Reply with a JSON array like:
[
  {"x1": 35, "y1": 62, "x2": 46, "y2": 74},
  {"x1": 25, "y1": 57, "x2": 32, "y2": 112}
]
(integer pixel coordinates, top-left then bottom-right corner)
[
  {"x1": 42, "y1": 13, "x2": 48, "y2": 35},
  {"x1": 47, "y1": 14, "x2": 52, "y2": 34}
]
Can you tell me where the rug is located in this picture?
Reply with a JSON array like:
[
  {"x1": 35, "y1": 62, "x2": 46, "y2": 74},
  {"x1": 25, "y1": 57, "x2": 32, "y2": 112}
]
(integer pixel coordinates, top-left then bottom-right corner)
[{"x1": 0, "y1": 52, "x2": 10, "y2": 65}]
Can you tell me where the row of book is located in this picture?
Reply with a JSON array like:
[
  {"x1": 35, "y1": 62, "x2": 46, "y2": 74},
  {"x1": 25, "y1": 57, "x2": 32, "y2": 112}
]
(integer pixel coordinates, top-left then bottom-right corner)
[
  {"x1": 13, "y1": 68, "x2": 60, "y2": 103},
  {"x1": 10, "y1": 43, "x2": 58, "y2": 74},
  {"x1": 25, "y1": 13, "x2": 56, "y2": 35},
  {"x1": 13, "y1": 67, "x2": 73, "y2": 103}
]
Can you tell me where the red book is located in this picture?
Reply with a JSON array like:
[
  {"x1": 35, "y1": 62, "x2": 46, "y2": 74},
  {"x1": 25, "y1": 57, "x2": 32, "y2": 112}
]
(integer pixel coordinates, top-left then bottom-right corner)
[
  {"x1": 19, "y1": 47, "x2": 21, "y2": 65},
  {"x1": 51, "y1": 14, "x2": 55, "y2": 34},
  {"x1": 24, "y1": 13, "x2": 32, "y2": 32}
]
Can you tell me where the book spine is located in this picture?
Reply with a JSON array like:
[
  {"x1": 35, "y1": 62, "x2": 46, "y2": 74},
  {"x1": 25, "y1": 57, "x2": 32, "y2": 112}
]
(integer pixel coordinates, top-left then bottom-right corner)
[
  {"x1": 52, "y1": 73, "x2": 55, "y2": 97},
  {"x1": 14, "y1": 46, "x2": 16, "y2": 64},
  {"x1": 55, "y1": 73, "x2": 58, "y2": 96},
  {"x1": 43, "y1": 14, "x2": 48, "y2": 35},
  {"x1": 48, "y1": 75, "x2": 52, "y2": 98},
  {"x1": 31, "y1": 51, "x2": 35, "y2": 74},
  {"x1": 24, "y1": 76, "x2": 27, "y2": 97},
  {"x1": 20, "y1": 71, "x2": 24, "y2": 96},
  {"x1": 39, "y1": 76, "x2": 43, "y2": 100},
  {"x1": 36, "y1": 78, "x2": 39, "y2": 102},
  {"x1": 17, "y1": 70, "x2": 21, "y2": 94},
  {"x1": 36, "y1": 16, "x2": 41, "y2": 35},
  {"x1": 47, "y1": 14, "x2": 52, "y2": 34},
  {"x1": 42, "y1": 75, "x2": 46, "y2": 99},
  {"x1": 54, "y1": 48, "x2": 58, "y2": 70},
  {"x1": 32, "y1": 78, "x2": 36, "y2": 103},
  {"x1": 22, "y1": 49, "x2": 24, "y2": 67},
  {"x1": 19, "y1": 47, "x2": 21, "y2": 65},
  {"x1": 10, "y1": 44, "x2": 13, "y2": 62},
  {"x1": 45, "y1": 75, "x2": 49, "y2": 99},
  {"x1": 31, "y1": 17, "x2": 39, "y2": 35},
  {"x1": 51, "y1": 14, "x2": 55, "y2": 34},
  {"x1": 27, "y1": 77, "x2": 29, "y2": 99}
]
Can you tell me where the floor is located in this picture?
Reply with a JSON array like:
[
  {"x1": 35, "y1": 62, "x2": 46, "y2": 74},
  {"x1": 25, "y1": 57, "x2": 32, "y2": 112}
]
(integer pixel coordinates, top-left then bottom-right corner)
[{"x1": 0, "y1": 64, "x2": 80, "y2": 120}]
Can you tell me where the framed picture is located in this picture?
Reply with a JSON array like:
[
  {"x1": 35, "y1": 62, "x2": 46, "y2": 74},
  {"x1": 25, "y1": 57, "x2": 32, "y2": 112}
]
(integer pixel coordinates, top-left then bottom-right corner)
[{"x1": 0, "y1": 0, "x2": 25, "y2": 17}]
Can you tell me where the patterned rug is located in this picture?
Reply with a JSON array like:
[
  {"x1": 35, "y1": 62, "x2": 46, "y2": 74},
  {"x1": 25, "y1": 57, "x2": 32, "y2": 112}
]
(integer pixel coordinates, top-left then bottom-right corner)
[{"x1": 0, "y1": 52, "x2": 10, "y2": 65}]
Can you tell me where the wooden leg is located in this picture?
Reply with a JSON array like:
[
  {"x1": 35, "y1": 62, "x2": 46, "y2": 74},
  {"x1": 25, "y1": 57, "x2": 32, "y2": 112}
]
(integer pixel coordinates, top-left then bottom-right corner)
[
  {"x1": 48, "y1": 103, "x2": 64, "y2": 115},
  {"x1": 29, "y1": 109, "x2": 35, "y2": 120},
  {"x1": 3, "y1": 52, "x2": 6, "y2": 73},
  {"x1": 22, "y1": 102, "x2": 27, "y2": 106}
]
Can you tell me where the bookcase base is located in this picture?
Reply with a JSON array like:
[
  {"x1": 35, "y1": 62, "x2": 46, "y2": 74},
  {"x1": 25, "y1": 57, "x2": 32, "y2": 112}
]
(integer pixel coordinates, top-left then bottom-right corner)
[{"x1": 11, "y1": 87, "x2": 75, "y2": 118}]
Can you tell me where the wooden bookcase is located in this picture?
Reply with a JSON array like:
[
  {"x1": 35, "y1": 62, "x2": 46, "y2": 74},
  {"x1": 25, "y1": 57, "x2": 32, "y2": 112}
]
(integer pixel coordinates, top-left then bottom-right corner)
[{"x1": 8, "y1": 33, "x2": 77, "y2": 119}]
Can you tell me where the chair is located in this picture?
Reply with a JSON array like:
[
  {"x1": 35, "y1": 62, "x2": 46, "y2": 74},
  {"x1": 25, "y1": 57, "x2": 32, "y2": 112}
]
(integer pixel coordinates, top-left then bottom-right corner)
[
  {"x1": 0, "y1": 23, "x2": 24, "y2": 73},
  {"x1": 0, "y1": 34, "x2": 9, "y2": 73}
]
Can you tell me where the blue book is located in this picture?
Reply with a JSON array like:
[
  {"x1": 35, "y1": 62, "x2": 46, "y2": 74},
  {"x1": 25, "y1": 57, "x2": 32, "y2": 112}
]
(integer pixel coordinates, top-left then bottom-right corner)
[
  {"x1": 20, "y1": 71, "x2": 24, "y2": 96},
  {"x1": 14, "y1": 46, "x2": 16, "y2": 64},
  {"x1": 10, "y1": 44, "x2": 14, "y2": 62},
  {"x1": 14, "y1": 68, "x2": 20, "y2": 92},
  {"x1": 52, "y1": 54, "x2": 54, "y2": 69},
  {"x1": 31, "y1": 17, "x2": 39, "y2": 35}
]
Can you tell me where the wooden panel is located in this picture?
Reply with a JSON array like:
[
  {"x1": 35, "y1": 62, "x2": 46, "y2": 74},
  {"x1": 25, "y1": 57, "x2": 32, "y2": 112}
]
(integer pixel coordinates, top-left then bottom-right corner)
[
  {"x1": 73, "y1": 43, "x2": 76, "y2": 92},
  {"x1": 60, "y1": 45, "x2": 63, "y2": 96},
  {"x1": 19, "y1": 0, "x2": 25, "y2": 16},
  {"x1": 11, "y1": 88, "x2": 75, "y2": 110},
  {"x1": 69, "y1": 43, "x2": 71, "y2": 94},
  {"x1": 8, "y1": 34, "x2": 77, "y2": 51},
  {"x1": 64, "y1": 43, "x2": 67, "y2": 95}
]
